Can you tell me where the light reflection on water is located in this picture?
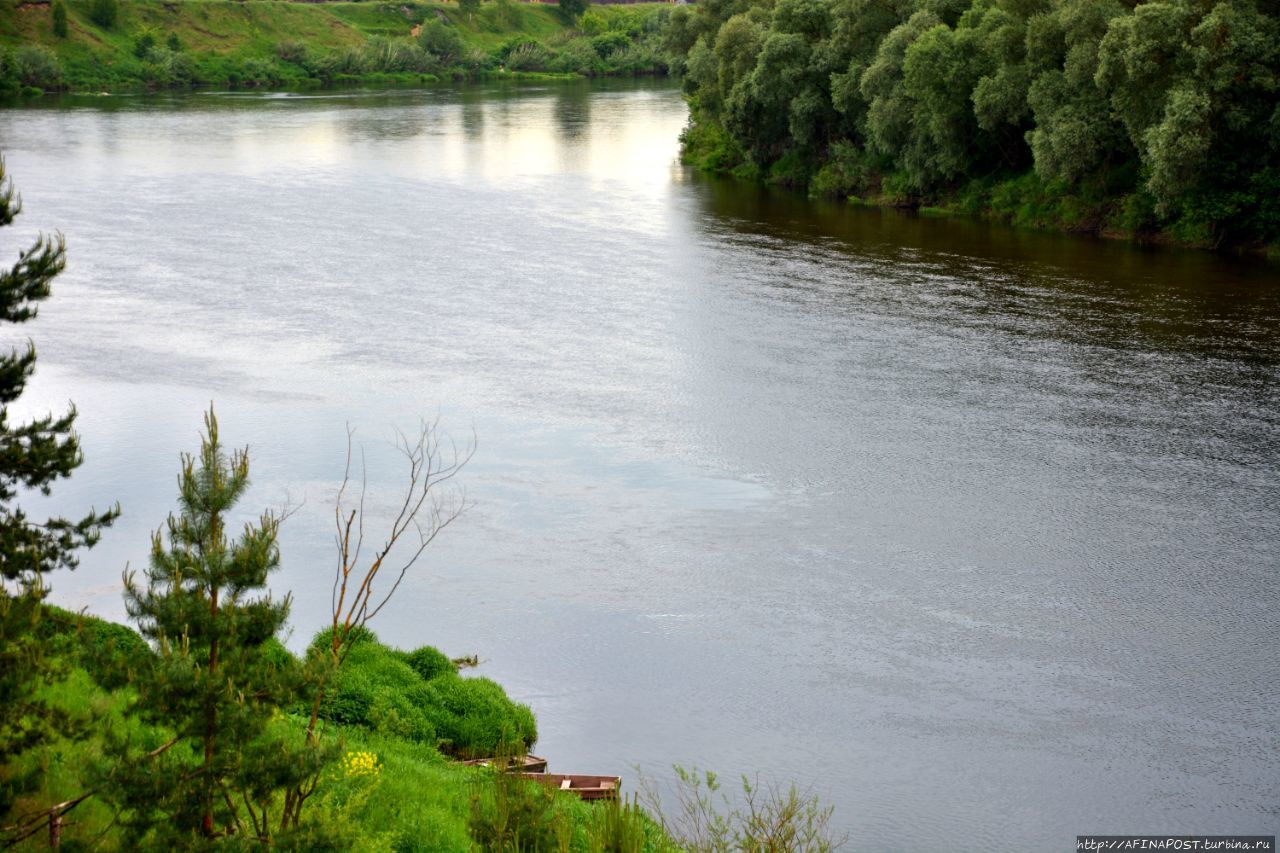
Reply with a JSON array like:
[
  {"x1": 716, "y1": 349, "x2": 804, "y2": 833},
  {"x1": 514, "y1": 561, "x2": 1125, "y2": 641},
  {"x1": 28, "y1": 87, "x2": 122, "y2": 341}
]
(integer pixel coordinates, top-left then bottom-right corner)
[{"x1": 2, "y1": 79, "x2": 1278, "y2": 849}]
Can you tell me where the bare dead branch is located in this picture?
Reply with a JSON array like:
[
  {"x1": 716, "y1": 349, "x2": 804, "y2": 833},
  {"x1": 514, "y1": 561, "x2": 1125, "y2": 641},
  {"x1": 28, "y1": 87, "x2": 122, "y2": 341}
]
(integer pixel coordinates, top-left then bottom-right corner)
[
  {"x1": 302, "y1": 418, "x2": 474, "y2": 750},
  {"x1": 1, "y1": 736, "x2": 181, "y2": 848}
]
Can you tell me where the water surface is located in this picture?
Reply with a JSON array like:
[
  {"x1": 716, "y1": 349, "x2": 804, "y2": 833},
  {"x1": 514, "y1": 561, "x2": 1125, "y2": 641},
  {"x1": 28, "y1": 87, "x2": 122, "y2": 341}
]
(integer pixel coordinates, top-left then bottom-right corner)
[{"x1": 2, "y1": 79, "x2": 1278, "y2": 850}]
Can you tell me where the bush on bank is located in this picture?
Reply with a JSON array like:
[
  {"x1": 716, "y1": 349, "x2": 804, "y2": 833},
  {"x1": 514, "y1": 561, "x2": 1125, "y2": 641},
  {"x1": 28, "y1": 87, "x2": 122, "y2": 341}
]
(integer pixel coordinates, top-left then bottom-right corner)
[{"x1": 307, "y1": 628, "x2": 538, "y2": 758}]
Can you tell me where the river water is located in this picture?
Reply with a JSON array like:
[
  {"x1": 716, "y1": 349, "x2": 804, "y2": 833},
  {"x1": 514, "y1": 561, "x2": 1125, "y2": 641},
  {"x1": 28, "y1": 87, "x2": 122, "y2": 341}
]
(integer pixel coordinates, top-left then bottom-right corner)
[{"x1": 2, "y1": 79, "x2": 1278, "y2": 849}]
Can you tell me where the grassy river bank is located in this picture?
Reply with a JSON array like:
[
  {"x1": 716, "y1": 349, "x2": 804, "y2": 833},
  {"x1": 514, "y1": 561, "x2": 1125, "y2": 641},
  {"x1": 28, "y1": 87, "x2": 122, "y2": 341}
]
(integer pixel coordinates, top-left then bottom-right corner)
[{"x1": 0, "y1": 0, "x2": 672, "y2": 93}]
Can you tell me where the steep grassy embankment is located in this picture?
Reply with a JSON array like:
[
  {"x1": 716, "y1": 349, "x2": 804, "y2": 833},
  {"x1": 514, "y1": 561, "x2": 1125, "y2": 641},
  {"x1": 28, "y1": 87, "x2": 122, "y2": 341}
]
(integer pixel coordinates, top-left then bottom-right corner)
[
  {"x1": 4, "y1": 606, "x2": 673, "y2": 851},
  {"x1": 0, "y1": 0, "x2": 671, "y2": 91}
]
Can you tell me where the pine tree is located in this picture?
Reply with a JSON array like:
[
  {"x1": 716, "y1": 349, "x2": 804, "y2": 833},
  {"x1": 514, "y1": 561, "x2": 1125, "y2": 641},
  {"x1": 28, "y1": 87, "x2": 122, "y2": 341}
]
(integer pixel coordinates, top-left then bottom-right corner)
[
  {"x1": 0, "y1": 157, "x2": 118, "y2": 819},
  {"x1": 114, "y1": 409, "x2": 303, "y2": 843}
]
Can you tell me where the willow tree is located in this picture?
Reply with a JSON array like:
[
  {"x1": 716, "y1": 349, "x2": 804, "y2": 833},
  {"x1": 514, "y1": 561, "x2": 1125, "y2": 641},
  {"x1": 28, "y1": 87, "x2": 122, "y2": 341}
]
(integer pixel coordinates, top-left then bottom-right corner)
[{"x1": 1095, "y1": 0, "x2": 1280, "y2": 241}]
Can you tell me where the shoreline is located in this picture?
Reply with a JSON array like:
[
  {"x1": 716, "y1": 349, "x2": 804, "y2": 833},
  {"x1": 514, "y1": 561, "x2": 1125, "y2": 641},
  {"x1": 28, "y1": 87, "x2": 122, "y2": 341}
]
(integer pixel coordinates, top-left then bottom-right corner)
[{"x1": 680, "y1": 116, "x2": 1280, "y2": 260}]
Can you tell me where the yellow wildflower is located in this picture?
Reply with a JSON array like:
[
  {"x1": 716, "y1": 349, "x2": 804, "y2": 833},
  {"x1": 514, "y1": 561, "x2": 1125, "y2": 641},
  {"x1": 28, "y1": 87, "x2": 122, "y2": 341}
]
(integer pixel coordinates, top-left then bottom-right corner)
[{"x1": 342, "y1": 750, "x2": 381, "y2": 779}]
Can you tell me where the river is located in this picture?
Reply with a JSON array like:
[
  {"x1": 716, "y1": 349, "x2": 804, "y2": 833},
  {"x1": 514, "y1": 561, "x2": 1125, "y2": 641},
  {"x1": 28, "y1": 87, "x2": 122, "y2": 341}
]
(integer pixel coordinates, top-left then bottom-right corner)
[{"x1": 1, "y1": 79, "x2": 1277, "y2": 849}]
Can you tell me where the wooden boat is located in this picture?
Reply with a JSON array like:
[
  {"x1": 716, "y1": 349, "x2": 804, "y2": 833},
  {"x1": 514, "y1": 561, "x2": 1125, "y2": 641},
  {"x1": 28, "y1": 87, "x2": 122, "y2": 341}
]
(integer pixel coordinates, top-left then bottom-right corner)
[
  {"x1": 518, "y1": 772, "x2": 620, "y2": 801},
  {"x1": 461, "y1": 754, "x2": 548, "y2": 773}
]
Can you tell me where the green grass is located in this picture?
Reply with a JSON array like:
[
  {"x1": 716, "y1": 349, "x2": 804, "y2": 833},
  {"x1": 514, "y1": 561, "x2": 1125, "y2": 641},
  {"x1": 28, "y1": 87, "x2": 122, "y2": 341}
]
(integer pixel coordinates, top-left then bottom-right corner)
[
  {"x1": 8, "y1": 672, "x2": 663, "y2": 851},
  {"x1": 4, "y1": 663, "x2": 479, "y2": 850},
  {"x1": 3, "y1": 609, "x2": 665, "y2": 851},
  {"x1": 302, "y1": 728, "x2": 480, "y2": 852}
]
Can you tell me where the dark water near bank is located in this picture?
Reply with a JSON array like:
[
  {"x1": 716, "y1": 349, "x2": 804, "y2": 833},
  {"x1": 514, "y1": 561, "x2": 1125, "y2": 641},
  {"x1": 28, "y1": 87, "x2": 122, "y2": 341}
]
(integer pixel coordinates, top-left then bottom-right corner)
[{"x1": 2, "y1": 79, "x2": 1278, "y2": 849}]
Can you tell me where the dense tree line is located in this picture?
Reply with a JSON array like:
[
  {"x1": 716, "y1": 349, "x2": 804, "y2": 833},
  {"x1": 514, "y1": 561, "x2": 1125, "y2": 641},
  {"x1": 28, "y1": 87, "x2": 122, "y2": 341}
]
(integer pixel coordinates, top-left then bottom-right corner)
[{"x1": 663, "y1": 0, "x2": 1280, "y2": 247}]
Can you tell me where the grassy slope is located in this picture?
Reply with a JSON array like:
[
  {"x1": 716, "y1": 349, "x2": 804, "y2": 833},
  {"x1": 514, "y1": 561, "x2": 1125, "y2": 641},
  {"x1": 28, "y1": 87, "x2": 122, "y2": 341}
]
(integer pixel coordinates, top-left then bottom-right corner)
[
  {"x1": 1, "y1": 0, "x2": 665, "y2": 89},
  {"x1": 10, "y1": 668, "x2": 482, "y2": 850},
  {"x1": 2, "y1": 1, "x2": 372, "y2": 59},
  {"x1": 7, "y1": 608, "x2": 665, "y2": 851}
]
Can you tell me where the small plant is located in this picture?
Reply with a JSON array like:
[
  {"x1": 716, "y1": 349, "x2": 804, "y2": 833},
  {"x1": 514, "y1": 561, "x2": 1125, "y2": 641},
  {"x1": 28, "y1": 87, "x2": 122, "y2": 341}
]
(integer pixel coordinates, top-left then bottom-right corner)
[
  {"x1": 165, "y1": 32, "x2": 181, "y2": 52},
  {"x1": 340, "y1": 750, "x2": 381, "y2": 780},
  {"x1": 638, "y1": 765, "x2": 847, "y2": 852},
  {"x1": 51, "y1": 0, "x2": 68, "y2": 38},
  {"x1": 586, "y1": 795, "x2": 653, "y2": 853},
  {"x1": 468, "y1": 747, "x2": 569, "y2": 852}
]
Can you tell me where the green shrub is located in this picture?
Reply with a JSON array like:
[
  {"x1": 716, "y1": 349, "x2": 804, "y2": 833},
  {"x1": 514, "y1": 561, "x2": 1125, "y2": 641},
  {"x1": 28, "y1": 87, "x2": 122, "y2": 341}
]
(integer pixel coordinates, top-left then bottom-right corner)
[
  {"x1": 879, "y1": 170, "x2": 915, "y2": 206},
  {"x1": 11, "y1": 45, "x2": 64, "y2": 90},
  {"x1": 680, "y1": 115, "x2": 746, "y2": 174},
  {"x1": 79, "y1": 618, "x2": 153, "y2": 689},
  {"x1": 261, "y1": 637, "x2": 297, "y2": 671},
  {"x1": 318, "y1": 636, "x2": 536, "y2": 758},
  {"x1": 608, "y1": 41, "x2": 665, "y2": 75},
  {"x1": 133, "y1": 32, "x2": 156, "y2": 60},
  {"x1": 398, "y1": 644, "x2": 453, "y2": 682},
  {"x1": 274, "y1": 40, "x2": 307, "y2": 65},
  {"x1": 422, "y1": 675, "x2": 537, "y2": 757},
  {"x1": 496, "y1": 36, "x2": 536, "y2": 62},
  {"x1": 810, "y1": 141, "x2": 879, "y2": 199},
  {"x1": 578, "y1": 9, "x2": 609, "y2": 35},
  {"x1": 590, "y1": 30, "x2": 630, "y2": 58},
  {"x1": 418, "y1": 19, "x2": 463, "y2": 65},
  {"x1": 504, "y1": 41, "x2": 551, "y2": 72},
  {"x1": 324, "y1": 642, "x2": 417, "y2": 724},
  {"x1": 89, "y1": 0, "x2": 117, "y2": 29},
  {"x1": 550, "y1": 38, "x2": 605, "y2": 75},
  {"x1": 297, "y1": 49, "x2": 342, "y2": 81},
  {"x1": 308, "y1": 624, "x2": 379, "y2": 659},
  {"x1": 36, "y1": 605, "x2": 154, "y2": 690},
  {"x1": 232, "y1": 57, "x2": 284, "y2": 87},
  {"x1": 362, "y1": 36, "x2": 430, "y2": 74}
]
